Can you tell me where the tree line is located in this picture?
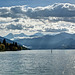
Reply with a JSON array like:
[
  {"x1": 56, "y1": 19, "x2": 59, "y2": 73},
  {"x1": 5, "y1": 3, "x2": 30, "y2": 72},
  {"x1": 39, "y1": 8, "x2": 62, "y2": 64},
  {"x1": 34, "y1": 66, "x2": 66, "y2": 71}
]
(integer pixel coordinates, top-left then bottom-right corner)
[{"x1": 0, "y1": 39, "x2": 27, "y2": 51}]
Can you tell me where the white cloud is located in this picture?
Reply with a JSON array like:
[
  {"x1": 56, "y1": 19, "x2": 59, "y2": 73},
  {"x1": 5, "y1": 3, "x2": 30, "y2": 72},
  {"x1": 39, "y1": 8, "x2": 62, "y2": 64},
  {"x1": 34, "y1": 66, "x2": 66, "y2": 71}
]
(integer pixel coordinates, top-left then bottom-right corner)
[
  {"x1": 0, "y1": 3, "x2": 75, "y2": 36},
  {"x1": 6, "y1": 24, "x2": 23, "y2": 30},
  {"x1": 0, "y1": 3, "x2": 75, "y2": 19}
]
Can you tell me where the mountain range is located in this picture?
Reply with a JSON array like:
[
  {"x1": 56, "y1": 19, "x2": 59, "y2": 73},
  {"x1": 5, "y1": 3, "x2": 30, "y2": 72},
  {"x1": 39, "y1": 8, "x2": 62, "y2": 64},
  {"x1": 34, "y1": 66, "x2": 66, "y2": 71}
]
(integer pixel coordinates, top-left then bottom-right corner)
[
  {"x1": 4, "y1": 33, "x2": 28, "y2": 40},
  {"x1": 4, "y1": 33, "x2": 44, "y2": 40},
  {"x1": 13, "y1": 32, "x2": 75, "y2": 49},
  {"x1": 29, "y1": 33, "x2": 44, "y2": 37}
]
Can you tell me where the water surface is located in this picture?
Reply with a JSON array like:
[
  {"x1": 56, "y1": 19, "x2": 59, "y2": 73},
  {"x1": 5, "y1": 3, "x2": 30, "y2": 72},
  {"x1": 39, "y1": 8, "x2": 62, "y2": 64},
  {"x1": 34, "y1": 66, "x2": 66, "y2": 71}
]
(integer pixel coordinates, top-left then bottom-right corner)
[{"x1": 0, "y1": 50, "x2": 75, "y2": 75}]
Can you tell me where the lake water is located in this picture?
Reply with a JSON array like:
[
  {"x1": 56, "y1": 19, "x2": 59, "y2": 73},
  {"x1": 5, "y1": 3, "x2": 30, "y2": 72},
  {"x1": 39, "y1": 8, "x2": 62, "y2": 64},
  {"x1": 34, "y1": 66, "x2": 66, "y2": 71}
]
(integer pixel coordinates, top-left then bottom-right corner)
[{"x1": 0, "y1": 50, "x2": 75, "y2": 75}]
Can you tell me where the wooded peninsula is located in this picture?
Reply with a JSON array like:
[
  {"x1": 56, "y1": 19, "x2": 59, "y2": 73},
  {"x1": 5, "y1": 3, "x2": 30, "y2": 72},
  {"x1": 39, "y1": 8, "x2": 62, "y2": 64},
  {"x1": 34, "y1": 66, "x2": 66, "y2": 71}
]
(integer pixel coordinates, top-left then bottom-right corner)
[{"x1": 0, "y1": 39, "x2": 28, "y2": 51}]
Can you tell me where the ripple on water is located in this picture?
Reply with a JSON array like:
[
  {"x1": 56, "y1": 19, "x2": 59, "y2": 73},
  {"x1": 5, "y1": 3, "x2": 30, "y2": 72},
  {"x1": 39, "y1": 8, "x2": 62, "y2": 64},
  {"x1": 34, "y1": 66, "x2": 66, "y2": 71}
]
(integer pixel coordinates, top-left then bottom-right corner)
[{"x1": 0, "y1": 50, "x2": 75, "y2": 75}]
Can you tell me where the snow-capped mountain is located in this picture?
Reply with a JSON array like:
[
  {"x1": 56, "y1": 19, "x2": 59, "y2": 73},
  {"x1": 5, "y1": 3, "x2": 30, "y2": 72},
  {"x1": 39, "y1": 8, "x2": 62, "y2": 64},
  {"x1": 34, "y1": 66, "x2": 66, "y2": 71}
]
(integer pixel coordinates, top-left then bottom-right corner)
[
  {"x1": 14, "y1": 33, "x2": 28, "y2": 37},
  {"x1": 4, "y1": 33, "x2": 14, "y2": 40},
  {"x1": 4, "y1": 33, "x2": 28, "y2": 40}
]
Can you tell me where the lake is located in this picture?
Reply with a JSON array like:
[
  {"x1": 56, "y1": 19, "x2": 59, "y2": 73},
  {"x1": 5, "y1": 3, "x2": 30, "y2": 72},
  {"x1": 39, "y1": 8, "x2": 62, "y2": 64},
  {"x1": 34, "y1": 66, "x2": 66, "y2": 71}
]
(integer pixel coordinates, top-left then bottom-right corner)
[{"x1": 0, "y1": 50, "x2": 75, "y2": 75}]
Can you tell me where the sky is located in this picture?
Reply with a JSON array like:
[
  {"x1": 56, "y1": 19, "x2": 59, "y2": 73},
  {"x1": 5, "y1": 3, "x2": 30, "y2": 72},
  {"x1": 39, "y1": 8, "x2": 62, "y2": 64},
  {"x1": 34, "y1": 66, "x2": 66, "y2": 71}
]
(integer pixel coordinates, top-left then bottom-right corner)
[
  {"x1": 0, "y1": 0, "x2": 75, "y2": 7},
  {"x1": 0, "y1": 0, "x2": 75, "y2": 36}
]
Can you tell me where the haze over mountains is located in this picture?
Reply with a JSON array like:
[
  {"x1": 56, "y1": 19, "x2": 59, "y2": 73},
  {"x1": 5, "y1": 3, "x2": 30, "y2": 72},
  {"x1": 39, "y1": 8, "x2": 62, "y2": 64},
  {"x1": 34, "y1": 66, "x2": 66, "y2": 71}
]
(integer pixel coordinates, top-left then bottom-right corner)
[
  {"x1": 4, "y1": 33, "x2": 44, "y2": 40},
  {"x1": 4, "y1": 32, "x2": 75, "y2": 49}
]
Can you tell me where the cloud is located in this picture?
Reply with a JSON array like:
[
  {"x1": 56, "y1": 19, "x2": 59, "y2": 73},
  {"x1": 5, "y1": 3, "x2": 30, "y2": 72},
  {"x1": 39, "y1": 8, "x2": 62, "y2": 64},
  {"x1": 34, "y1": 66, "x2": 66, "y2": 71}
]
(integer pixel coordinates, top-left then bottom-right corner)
[
  {"x1": 0, "y1": 6, "x2": 26, "y2": 18},
  {"x1": 6, "y1": 24, "x2": 23, "y2": 30},
  {"x1": 45, "y1": 28, "x2": 68, "y2": 32},
  {"x1": 0, "y1": 3, "x2": 75, "y2": 18},
  {"x1": 0, "y1": 3, "x2": 75, "y2": 36},
  {"x1": 25, "y1": 3, "x2": 75, "y2": 18},
  {"x1": 0, "y1": 3, "x2": 75, "y2": 23}
]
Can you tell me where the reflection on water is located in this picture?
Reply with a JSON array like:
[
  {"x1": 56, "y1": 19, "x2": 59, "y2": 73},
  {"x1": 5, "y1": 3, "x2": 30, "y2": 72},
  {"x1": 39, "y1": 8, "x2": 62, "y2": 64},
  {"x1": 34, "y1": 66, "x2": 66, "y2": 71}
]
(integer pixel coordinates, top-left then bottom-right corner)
[{"x1": 0, "y1": 50, "x2": 75, "y2": 75}]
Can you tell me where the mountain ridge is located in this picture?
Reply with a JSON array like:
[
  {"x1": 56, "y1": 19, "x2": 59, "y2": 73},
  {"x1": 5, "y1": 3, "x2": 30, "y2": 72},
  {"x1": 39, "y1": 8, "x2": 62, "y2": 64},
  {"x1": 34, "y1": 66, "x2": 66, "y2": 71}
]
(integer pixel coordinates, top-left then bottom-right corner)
[
  {"x1": 14, "y1": 32, "x2": 75, "y2": 49},
  {"x1": 4, "y1": 33, "x2": 28, "y2": 40}
]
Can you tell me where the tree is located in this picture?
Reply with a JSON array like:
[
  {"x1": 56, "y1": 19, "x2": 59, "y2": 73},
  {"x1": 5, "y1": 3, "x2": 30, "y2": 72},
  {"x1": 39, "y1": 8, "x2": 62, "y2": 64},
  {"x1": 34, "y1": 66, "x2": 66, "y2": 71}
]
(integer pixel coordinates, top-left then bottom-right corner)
[
  {"x1": 15, "y1": 42, "x2": 17, "y2": 47},
  {"x1": 13, "y1": 42, "x2": 15, "y2": 46},
  {"x1": 0, "y1": 44, "x2": 5, "y2": 51},
  {"x1": 6, "y1": 43, "x2": 9, "y2": 50},
  {"x1": 0, "y1": 41, "x2": 1, "y2": 44},
  {"x1": 0, "y1": 39, "x2": 28, "y2": 51},
  {"x1": 12, "y1": 46, "x2": 18, "y2": 51},
  {"x1": 3, "y1": 39, "x2": 6, "y2": 45}
]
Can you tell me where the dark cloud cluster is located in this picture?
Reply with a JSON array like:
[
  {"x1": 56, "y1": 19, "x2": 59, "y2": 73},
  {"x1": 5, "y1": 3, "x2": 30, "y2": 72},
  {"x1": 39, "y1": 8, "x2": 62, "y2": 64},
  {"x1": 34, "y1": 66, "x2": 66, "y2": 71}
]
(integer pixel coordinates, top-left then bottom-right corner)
[
  {"x1": 0, "y1": 6, "x2": 25, "y2": 18},
  {"x1": 45, "y1": 28, "x2": 68, "y2": 32},
  {"x1": 0, "y1": 3, "x2": 75, "y2": 19},
  {"x1": 6, "y1": 24, "x2": 23, "y2": 30},
  {"x1": 0, "y1": 3, "x2": 75, "y2": 33},
  {"x1": 26, "y1": 4, "x2": 75, "y2": 18}
]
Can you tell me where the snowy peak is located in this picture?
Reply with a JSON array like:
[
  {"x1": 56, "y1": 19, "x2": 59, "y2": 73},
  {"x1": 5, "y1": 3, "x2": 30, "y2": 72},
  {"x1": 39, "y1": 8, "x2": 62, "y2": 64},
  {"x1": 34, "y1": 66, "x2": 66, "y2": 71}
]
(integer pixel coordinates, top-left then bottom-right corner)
[
  {"x1": 4, "y1": 33, "x2": 28, "y2": 40},
  {"x1": 14, "y1": 33, "x2": 28, "y2": 37},
  {"x1": 4, "y1": 33, "x2": 14, "y2": 39}
]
